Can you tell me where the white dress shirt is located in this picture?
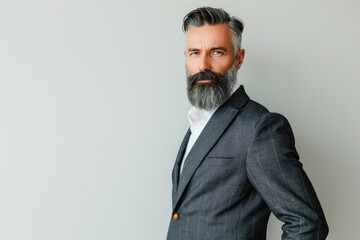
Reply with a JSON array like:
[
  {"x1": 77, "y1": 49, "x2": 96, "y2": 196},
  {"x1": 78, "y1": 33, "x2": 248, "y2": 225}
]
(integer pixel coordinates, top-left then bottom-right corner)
[{"x1": 180, "y1": 107, "x2": 218, "y2": 174}]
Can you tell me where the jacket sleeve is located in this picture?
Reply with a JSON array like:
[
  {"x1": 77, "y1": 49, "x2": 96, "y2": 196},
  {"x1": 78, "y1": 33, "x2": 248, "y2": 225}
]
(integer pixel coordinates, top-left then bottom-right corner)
[{"x1": 246, "y1": 112, "x2": 329, "y2": 239}]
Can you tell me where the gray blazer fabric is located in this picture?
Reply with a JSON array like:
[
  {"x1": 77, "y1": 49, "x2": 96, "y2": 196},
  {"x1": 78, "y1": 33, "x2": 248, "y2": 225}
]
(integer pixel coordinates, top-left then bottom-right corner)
[{"x1": 167, "y1": 86, "x2": 328, "y2": 240}]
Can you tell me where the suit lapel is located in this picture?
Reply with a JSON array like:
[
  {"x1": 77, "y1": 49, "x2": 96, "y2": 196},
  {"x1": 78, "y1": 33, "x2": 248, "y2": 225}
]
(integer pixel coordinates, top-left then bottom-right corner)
[
  {"x1": 171, "y1": 129, "x2": 191, "y2": 207},
  {"x1": 173, "y1": 85, "x2": 250, "y2": 210},
  {"x1": 174, "y1": 106, "x2": 238, "y2": 209}
]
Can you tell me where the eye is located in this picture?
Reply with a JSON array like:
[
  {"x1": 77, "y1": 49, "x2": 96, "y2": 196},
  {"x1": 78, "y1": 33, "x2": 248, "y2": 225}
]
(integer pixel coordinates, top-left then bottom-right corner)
[
  {"x1": 189, "y1": 51, "x2": 200, "y2": 57},
  {"x1": 211, "y1": 50, "x2": 225, "y2": 57}
]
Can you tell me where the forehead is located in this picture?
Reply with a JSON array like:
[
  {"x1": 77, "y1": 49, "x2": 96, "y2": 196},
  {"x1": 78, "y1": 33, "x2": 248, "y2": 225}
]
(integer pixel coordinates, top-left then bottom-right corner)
[{"x1": 185, "y1": 24, "x2": 233, "y2": 49}]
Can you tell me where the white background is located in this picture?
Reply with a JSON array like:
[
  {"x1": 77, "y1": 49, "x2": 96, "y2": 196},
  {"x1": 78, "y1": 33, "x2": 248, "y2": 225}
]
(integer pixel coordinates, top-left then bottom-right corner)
[{"x1": 0, "y1": 0, "x2": 359, "y2": 239}]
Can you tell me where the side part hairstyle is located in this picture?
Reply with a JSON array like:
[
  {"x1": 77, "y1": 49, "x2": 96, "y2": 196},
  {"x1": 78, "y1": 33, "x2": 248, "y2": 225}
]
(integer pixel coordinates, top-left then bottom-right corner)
[{"x1": 182, "y1": 7, "x2": 244, "y2": 54}]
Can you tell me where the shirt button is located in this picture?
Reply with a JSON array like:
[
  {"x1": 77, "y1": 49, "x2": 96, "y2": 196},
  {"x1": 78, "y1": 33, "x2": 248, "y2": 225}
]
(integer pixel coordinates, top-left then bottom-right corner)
[{"x1": 173, "y1": 212, "x2": 179, "y2": 221}]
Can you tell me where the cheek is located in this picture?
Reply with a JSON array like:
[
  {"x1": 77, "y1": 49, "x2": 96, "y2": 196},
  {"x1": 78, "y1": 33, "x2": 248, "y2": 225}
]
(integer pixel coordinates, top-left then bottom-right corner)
[
  {"x1": 185, "y1": 60, "x2": 198, "y2": 75},
  {"x1": 214, "y1": 60, "x2": 235, "y2": 74}
]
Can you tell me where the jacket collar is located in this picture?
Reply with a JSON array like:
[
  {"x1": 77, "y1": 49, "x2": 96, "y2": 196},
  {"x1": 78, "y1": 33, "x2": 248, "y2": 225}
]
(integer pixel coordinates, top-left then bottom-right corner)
[{"x1": 228, "y1": 85, "x2": 250, "y2": 110}]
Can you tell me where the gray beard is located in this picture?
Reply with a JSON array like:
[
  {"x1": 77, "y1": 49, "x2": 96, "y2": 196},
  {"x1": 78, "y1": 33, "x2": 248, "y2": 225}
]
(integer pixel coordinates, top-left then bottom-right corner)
[{"x1": 186, "y1": 63, "x2": 238, "y2": 110}]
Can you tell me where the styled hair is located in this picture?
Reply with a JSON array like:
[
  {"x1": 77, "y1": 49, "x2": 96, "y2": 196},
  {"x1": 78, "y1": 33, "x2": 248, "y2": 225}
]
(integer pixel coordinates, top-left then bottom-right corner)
[{"x1": 182, "y1": 7, "x2": 244, "y2": 54}]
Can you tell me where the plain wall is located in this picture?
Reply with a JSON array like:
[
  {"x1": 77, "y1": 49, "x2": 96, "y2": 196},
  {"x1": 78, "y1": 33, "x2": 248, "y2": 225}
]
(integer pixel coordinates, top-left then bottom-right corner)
[{"x1": 1, "y1": 0, "x2": 359, "y2": 239}]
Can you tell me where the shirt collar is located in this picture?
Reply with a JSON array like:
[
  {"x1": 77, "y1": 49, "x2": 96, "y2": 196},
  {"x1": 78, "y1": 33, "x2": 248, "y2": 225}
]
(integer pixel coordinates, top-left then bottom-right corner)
[{"x1": 187, "y1": 107, "x2": 218, "y2": 128}]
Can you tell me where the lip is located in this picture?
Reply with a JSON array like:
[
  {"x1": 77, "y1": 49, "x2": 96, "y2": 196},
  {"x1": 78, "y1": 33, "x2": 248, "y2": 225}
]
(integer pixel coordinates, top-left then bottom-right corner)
[{"x1": 196, "y1": 79, "x2": 214, "y2": 84}]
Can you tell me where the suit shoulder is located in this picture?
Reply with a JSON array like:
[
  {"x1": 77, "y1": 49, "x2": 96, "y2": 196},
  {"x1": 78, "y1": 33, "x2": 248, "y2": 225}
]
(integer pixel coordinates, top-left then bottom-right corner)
[
  {"x1": 240, "y1": 99, "x2": 291, "y2": 129},
  {"x1": 242, "y1": 99, "x2": 269, "y2": 119}
]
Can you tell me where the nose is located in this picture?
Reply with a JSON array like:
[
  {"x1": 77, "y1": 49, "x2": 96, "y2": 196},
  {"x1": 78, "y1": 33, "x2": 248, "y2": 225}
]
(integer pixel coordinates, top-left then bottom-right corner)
[{"x1": 198, "y1": 53, "x2": 211, "y2": 72}]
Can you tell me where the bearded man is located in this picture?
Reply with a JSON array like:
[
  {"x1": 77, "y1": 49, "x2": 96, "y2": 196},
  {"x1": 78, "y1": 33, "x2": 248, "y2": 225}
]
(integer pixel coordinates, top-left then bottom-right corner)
[{"x1": 166, "y1": 7, "x2": 329, "y2": 240}]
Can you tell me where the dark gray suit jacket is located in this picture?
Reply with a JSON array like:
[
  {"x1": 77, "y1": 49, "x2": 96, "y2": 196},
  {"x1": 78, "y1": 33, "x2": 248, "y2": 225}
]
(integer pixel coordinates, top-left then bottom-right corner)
[{"x1": 167, "y1": 86, "x2": 328, "y2": 240}]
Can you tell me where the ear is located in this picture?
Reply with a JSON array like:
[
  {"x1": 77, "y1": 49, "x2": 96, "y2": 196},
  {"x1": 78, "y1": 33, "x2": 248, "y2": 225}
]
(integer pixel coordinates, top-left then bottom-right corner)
[{"x1": 236, "y1": 49, "x2": 245, "y2": 70}]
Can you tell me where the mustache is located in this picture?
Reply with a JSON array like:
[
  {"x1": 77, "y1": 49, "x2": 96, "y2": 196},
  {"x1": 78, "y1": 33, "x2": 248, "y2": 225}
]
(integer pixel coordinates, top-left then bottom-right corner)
[{"x1": 188, "y1": 70, "x2": 226, "y2": 84}]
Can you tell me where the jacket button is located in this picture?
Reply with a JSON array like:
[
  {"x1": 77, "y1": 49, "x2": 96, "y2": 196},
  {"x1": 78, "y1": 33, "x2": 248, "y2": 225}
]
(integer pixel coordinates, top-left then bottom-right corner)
[{"x1": 172, "y1": 212, "x2": 179, "y2": 221}]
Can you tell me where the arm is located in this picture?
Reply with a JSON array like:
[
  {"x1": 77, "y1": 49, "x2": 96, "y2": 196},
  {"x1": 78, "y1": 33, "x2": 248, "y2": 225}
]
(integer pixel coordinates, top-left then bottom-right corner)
[{"x1": 246, "y1": 113, "x2": 329, "y2": 239}]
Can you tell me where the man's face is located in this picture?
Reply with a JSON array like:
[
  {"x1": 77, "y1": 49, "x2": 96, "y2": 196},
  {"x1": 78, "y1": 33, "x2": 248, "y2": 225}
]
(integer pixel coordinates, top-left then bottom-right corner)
[
  {"x1": 184, "y1": 24, "x2": 245, "y2": 110},
  {"x1": 185, "y1": 24, "x2": 240, "y2": 76}
]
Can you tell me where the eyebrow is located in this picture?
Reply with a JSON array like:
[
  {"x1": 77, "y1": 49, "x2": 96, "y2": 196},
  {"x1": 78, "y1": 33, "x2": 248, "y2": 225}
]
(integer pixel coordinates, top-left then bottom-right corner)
[
  {"x1": 187, "y1": 47, "x2": 228, "y2": 52},
  {"x1": 210, "y1": 47, "x2": 227, "y2": 52}
]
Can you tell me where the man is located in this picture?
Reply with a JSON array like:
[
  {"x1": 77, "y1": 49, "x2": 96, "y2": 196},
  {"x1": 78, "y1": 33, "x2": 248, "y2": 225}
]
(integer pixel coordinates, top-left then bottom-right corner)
[{"x1": 167, "y1": 6, "x2": 328, "y2": 240}]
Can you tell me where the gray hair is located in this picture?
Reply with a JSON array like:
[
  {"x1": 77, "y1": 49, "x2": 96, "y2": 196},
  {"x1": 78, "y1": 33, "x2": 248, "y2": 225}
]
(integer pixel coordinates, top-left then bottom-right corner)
[{"x1": 182, "y1": 7, "x2": 244, "y2": 54}]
